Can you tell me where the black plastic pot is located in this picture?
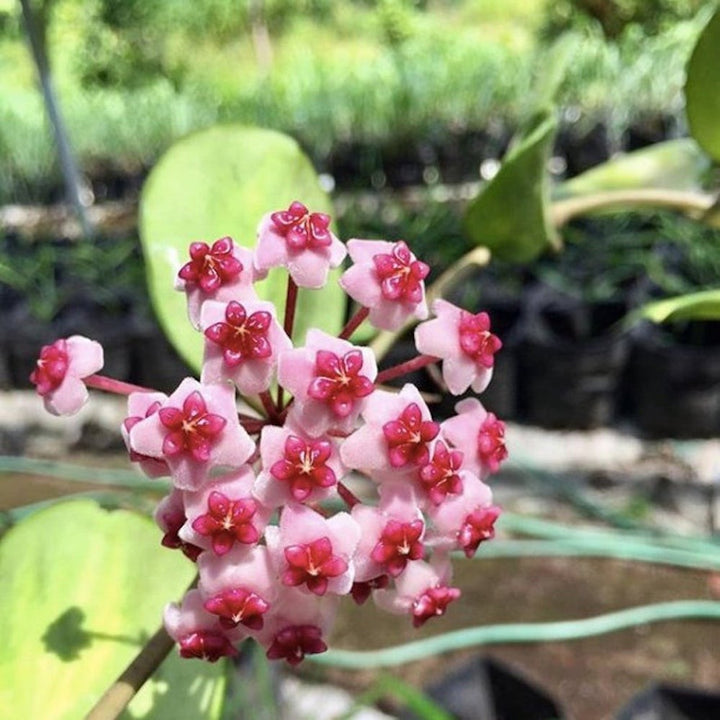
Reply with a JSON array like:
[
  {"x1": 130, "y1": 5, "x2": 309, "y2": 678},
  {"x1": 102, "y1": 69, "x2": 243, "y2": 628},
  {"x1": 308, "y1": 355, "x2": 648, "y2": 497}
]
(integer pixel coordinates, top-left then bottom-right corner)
[
  {"x1": 617, "y1": 683, "x2": 720, "y2": 720},
  {"x1": 518, "y1": 290, "x2": 629, "y2": 429},
  {"x1": 400, "y1": 656, "x2": 566, "y2": 720},
  {"x1": 628, "y1": 320, "x2": 720, "y2": 438}
]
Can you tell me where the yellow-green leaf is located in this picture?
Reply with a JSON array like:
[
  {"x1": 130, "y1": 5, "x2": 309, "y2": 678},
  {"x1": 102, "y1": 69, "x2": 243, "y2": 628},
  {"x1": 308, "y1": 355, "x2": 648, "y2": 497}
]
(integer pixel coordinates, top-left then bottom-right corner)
[{"x1": 0, "y1": 500, "x2": 224, "y2": 720}]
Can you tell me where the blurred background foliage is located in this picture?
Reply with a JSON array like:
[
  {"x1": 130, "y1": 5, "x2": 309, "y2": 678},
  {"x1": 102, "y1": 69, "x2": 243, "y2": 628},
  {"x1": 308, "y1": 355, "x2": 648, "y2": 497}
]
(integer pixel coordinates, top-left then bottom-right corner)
[{"x1": 1, "y1": 0, "x2": 717, "y2": 204}]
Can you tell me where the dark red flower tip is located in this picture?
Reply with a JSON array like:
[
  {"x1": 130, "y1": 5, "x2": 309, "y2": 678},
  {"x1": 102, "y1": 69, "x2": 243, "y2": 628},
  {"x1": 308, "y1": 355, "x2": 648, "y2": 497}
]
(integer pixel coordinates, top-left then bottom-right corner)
[
  {"x1": 371, "y1": 518, "x2": 424, "y2": 577},
  {"x1": 30, "y1": 339, "x2": 69, "y2": 395},
  {"x1": 158, "y1": 391, "x2": 226, "y2": 463},
  {"x1": 459, "y1": 504, "x2": 501, "y2": 558},
  {"x1": 269, "y1": 435, "x2": 337, "y2": 501},
  {"x1": 478, "y1": 413, "x2": 508, "y2": 474},
  {"x1": 178, "y1": 237, "x2": 243, "y2": 293},
  {"x1": 458, "y1": 311, "x2": 502, "y2": 367},
  {"x1": 412, "y1": 586, "x2": 461, "y2": 627},
  {"x1": 191, "y1": 491, "x2": 259, "y2": 555},
  {"x1": 372, "y1": 241, "x2": 429, "y2": 304},
  {"x1": 307, "y1": 349, "x2": 374, "y2": 418},
  {"x1": 382, "y1": 402, "x2": 439, "y2": 468},
  {"x1": 270, "y1": 201, "x2": 332, "y2": 251},
  {"x1": 204, "y1": 587, "x2": 270, "y2": 630},
  {"x1": 266, "y1": 624, "x2": 327, "y2": 665},
  {"x1": 159, "y1": 508, "x2": 203, "y2": 562},
  {"x1": 282, "y1": 536, "x2": 348, "y2": 596},
  {"x1": 350, "y1": 574, "x2": 389, "y2": 605},
  {"x1": 178, "y1": 630, "x2": 237, "y2": 662},
  {"x1": 204, "y1": 301, "x2": 273, "y2": 367}
]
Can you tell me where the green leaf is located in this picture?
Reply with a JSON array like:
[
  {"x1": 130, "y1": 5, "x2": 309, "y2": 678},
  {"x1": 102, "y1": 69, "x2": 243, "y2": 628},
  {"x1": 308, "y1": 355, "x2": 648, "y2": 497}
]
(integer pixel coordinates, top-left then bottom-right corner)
[
  {"x1": 140, "y1": 125, "x2": 344, "y2": 370},
  {"x1": 0, "y1": 500, "x2": 225, "y2": 720},
  {"x1": 685, "y1": 8, "x2": 720, "y2": 163},
  {"x1": 463, "y1": 110, "x2": 559, "y2": 263},
  {"x1": 638, "y1": 288, "x2": 720, "y2": 324},
  {"x1": 555, "y1": 139, "x2": 711, "y2": 198}
]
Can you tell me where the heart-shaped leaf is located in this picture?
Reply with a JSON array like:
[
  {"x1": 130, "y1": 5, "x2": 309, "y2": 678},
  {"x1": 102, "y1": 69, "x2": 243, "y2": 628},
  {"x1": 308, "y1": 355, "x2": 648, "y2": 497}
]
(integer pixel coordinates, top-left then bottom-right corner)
[
  {"x1": 685, "y1": 8, "x2": 720, "y2": 163},
  {"x1": 140, "y1": 125, "x2": 343, "y2": 370},
  {"x1": 0, "y1": 500, "x2": 224, "y2": 719},
  {"x1": 555, "y1": 138, "x2": 711, "y2": 198},
  {"x1": 463, "y1": 110, "x2": 559, "y2": 263},
  {"x1": 639, "y1": 288, "x2": 720, "y2": 324}
]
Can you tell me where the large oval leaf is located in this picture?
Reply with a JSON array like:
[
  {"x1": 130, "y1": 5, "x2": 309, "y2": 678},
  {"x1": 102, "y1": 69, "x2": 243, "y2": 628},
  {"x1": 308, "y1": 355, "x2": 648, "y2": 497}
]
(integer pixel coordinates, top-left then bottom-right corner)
[
  {"x1": 686, "y1": 8, "x2": 720, "y2": 163},
  {"x1": 0, "y1": 500, "x2": 224, "y2": 720},
  {"x1": 639, "y1": 288, "x2": 720, "y2": 324},
  {"x1": 463, "y1": 111, "x2": 559, "y2": 263},
  {"x1": 140, "y1": 125, "x2": 344, "y2": 370},
  {"x1": 555, "y1": 139, "x2": 711, "y2": 198}
]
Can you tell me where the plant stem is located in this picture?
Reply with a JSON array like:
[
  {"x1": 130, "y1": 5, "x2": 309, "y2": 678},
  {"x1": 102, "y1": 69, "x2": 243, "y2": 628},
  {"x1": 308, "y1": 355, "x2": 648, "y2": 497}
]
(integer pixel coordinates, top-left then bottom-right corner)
[
  {"x1": 259, "y1": 390, "x2": 279, "y2": 421},
  {"x1": 550, "y1": 189, "x2": 716, "y2": 227},
  {"x1": 85, "y1": 374, "x2": 153, "y2": 396},
  {"x1": 283, "y1": 275, "x2": 299, "y2": 340},
  {"x1": 337, "y1": 481, "x2": 361, "y2": 508},
  {"x1": 84, "y1": 625, "x2": 175, "y2": 720},
  {"x1": 339, "y1": 307, "x2": 370, "y2": 340},
  {"x1": 376, "y1": 354, "x2": 438, "y2": 385}
]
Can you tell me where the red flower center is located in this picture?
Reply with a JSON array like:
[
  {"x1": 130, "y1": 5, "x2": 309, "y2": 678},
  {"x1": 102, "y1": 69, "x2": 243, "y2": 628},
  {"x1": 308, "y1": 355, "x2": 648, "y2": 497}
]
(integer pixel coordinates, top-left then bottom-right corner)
[
  {"x1": 371, "y1": 519, "x2": 424, "y2": 577},
  {"x1": 30, "y1": 339, "x2": 69, "y2": 396},
  {"x1": 178, "y1": 630, "x2": 236, "y2": 662},
  {"x1": 191, "y1": 491, "x2": 259, "y2": 555},
  {"x1": 418, "y1": 441, "x2": 464, "y2": 504},
  {"x1": 478, "y1": 413, "x2": 508, "y2": 473},
  {"x1": 373, "y1": 241, "x2": 429, "y2": 303},
  {"x1": 282, "y1": 536, "x2": 348, "y2": 596},
  {"x1": 158, "y1": 391, "x2": 226, "y2": 463},
  {"x1": 458, "y1": 311, "x2": 502, "y2": 367},
  {"x1": 458, "y1": 505, "x2": 501, "y2": 558},
  {"x1": 266, "y1": 624, "x2": 327, "y2": 665},
  {"x1": 412, "y1": 585, "x2": 461, "y2": 628},
  {"x1": 382, "y1": 402, "x2": 439, "y2": 468},
  {"x1": 178, "y1": 237, "x2": 243, "y2": 294},
  {"x1": 307, "y1": 349, "x2": 374, "y2": 418},
  {"x1": 271, "y1": 201, "x2": 332, "y2": 251},
  {"x1": 203, "y1": 587, "x2": 270, "y2": 630},
  {"x1": 270, "y1": 435, "x2": 337, "y2": 501},
  {"x1": 204, "y1": 301, "x2": 273, "y2": 367}
]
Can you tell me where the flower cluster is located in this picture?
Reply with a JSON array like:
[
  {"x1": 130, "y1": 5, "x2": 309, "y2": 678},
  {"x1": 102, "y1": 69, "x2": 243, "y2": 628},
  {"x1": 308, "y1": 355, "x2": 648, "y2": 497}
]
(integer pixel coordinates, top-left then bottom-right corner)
[{"x1": 30, "y1": 201, "x2": 506, "y2": 666}]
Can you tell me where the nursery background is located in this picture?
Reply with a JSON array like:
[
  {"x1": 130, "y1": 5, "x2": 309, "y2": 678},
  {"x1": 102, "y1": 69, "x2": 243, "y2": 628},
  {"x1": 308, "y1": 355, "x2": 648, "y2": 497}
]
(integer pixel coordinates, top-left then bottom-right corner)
[{"x1": 2, "y1": 0, "x2": 720, "y2": 719}]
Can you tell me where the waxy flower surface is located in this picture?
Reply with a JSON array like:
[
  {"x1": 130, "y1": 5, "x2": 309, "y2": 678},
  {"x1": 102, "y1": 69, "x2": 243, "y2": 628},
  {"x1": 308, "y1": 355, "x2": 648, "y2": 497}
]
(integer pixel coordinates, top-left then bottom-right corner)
[{"x1": 33, "y1": 202, "x2": 508, "y2": 667}]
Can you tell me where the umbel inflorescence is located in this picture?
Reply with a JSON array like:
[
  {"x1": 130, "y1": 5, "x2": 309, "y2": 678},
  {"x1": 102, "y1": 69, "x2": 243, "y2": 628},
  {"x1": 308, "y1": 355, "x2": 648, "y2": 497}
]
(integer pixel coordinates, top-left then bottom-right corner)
[{"x1": 31, "y1": 201, "x2": 506, "y2": 666}]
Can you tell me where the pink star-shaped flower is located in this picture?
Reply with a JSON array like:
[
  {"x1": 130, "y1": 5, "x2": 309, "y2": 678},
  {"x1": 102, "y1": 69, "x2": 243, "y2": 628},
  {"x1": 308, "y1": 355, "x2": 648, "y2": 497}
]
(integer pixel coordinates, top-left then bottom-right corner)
[
  {"x1": 340, "y1": 384, "x2": 438, "y2": 479},
  {"x1": 198, "y1": 545, "x2": 277, "y2": 632},
  {"x1": 181, "y1": 467, "x2": 272, "y2": 555},
  {"x1": 175, "y1": 237, "x2": 258, "y2": 328},
  {"x1": 122, "y1": 391, "x2": 170, "y2": 478},
  {"x1": 425, "y1": 472, "x2": 499, "y2": 556},
  {"x1": 200, "y1": 299, "x2": 292, "y2": 396},
  {"x1": 255, "y1": 590, "x2": 339, "y2": 665},
  {"x1": 339, "y1": 239, "x2": 430, "y2": 331},
  {"x1": 417, "y1": 439, "x2": 464, "y2": 506},
  {"x1": 164, "y1": 589, "x2": 240, "y2": 661},
  {"x1": 265, "y1": 503, "x2": 360, "y2": 597},
  {"x1": 254, "y1": 201, "x2": 347, "y2": 288},
  {"x1": 350, "y1": 482, "x2": 425, "y2": 582},
  {"x1": 415, "y1": 299, "x2": 502, "y2": 395},
  {"x1": 373, "y1": 556, "x2": 460, "y2": 627},
  {"x1": 441, "y1": 398, "x2": 508, "y2": 479},
  {"x1": 30, "y1": 336, "x2": 103, "y2": 416},
  {"x1": 278, "y1": 329, "x2": 377, "y2": 437},
  {"x1": 254, "y1": 424, "x2": 344, "y2": 508},
  {"x1": 128, "y1": 378, "x2": 255, "y2": 490}
]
